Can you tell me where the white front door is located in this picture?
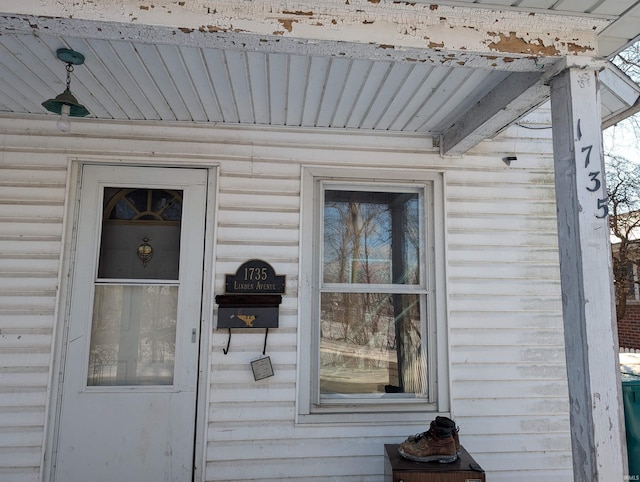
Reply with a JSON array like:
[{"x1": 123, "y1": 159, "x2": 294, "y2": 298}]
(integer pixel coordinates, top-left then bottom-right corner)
[{"x1": 53, "y1": 165, "x2": 208, "y2": 482}]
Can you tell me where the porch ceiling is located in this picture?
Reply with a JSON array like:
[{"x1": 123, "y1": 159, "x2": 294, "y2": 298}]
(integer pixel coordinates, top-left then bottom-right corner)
[{"x1": 1, "y1": 1, "x2": 640, "y2": 154}]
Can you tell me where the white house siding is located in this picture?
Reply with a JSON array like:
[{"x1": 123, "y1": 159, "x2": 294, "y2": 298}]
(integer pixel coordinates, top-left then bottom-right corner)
[
  {"x1": 0, "y1": 112, "x2": 571, "y2": 481},
  {"x1": 0, "y1": 149, "x2": 69, "y2": 482},
  {"x1": 446, "y1": 117, "x2": 572, "y2": 480}
]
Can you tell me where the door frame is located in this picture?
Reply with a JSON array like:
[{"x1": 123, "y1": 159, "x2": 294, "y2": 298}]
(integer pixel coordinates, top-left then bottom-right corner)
[{"x1": 43, "y1": 160, "x2": 218, "y2": 482}]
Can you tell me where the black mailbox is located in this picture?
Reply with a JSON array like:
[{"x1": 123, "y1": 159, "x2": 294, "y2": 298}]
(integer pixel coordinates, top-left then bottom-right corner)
[
  {"x1": 215, "y1": 260, "x2": 285, "y2": 354},
  {"x1": 215, "y1": 294, "x2": 282, "y2": 329}
]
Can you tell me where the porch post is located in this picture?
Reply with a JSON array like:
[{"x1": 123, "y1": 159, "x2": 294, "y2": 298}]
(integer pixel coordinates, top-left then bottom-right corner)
[{"x1": 549, "y1": 61, "x2": 627, "y2": 481}]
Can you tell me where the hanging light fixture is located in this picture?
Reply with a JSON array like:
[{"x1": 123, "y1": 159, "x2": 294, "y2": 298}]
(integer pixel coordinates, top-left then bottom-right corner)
[{"x1": 42, "y1": 48, "x2": 89, "y2": 132}]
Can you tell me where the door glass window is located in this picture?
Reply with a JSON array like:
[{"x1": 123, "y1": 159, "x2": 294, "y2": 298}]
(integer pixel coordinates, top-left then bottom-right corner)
[
  {"x1": 98, "y1": 188, "x2": 182, "y2": 280},
  {"x1": 88, "y1": 187, "x2": 183, "y2": 387},
  {"x1": 88, "y1": 285, "x2": 177, "y2": 386}
]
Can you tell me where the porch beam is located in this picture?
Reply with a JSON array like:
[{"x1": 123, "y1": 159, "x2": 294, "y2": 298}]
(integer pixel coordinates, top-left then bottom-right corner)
[
  {"x1": 440, "y1": 71, "x2": 548, "y2": 156},
  {"x1": 1, "y1": 1, "x2": 605, "y2": 72},
  {"x1": 549, "y1": 63, "x2": 627, "y2": 481}
]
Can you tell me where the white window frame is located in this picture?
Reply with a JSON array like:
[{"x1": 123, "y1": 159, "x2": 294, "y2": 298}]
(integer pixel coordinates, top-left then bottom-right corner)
[{"x1": 297, "y1": 166, "x2": 449, "y2": 424}]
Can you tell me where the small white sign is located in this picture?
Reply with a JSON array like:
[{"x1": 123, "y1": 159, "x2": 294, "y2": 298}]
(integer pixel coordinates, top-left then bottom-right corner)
[{"x1": 251, "y1": 356, "x2": 274, "y2": 381}]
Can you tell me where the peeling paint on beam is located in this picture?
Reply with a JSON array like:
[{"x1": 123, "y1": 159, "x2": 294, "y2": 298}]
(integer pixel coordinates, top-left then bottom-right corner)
[
  {"x1": 0, "y1": 13, "x2": 556, "y2": 73},
  {"x1": 487, "y1": 32, "x2": 597, "y2": 57},
  {"x1": 488, "y1": 32, "x2": 562, "y2": 56},
  {"x1": 3, "y1": 0, "x2": 606, "y2": 63}
]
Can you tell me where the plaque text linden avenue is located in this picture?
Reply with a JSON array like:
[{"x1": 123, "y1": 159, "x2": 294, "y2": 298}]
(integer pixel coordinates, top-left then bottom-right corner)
[
  {"x1": 225, "y1": 259, "x2": 285, "y2": 294},
  {"x1": 216, "y1": 259, "x2": 285, "y2": 331}
]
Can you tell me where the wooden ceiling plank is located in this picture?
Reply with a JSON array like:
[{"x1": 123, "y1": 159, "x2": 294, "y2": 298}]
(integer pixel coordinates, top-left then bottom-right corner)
[
  {"x1": 472, "y1": 0, "x2": 521, "y2": 5},
  {"x1": 361, "y1": 63, "x2": 414, "y2": 130},
  {"x1": 156, "y1": 44, "x2": 206, "y2": 122},
  {"x1": 425, "y1": 70, "x2": 482, "y2": 132},
  {"x1": 301, "y1": 56, "x2": 330, "y2": 128},
  {"x1": 201, "y1": 49, "x2": 239, "y2": 124},
  {"x1": 109, "y1": 41, "x2": 168, "y2": 120},
  {"x1": 430, "y1": 70, "x2": 508, "y2": 133},
  {"x1": 247, "y1": 51, "x2": 270, "y2": 126},
  {"x1": 395, "y1": 66, "x2": 450, "y2": 132},
  {"x1": 331, "y1": 59, "x2": 373, "y2": 129},
  {"x1": 603, "y1": 13, "x2": 640, "y2": 39},
  {"x1": 344, "y1": 62, "x2": 392, "y2": 130},
  {"x1": 224, "y1": 50, "x2": 255, "y2": 125},
  {"x1": 3, "y1": 35, "x2": 64, "y2": 103},
  {"x1": 267, "y1": 53, "x2": 288, "y2": 126},
  {"x1": 516, "y1": 0, "x2": 562, "y2": 8},
  {"x1": 84, "y1": 39, "x2": 148, "y2": 120},
  {"x1": 405, "y1": 68, "x2": 473, "y2": 133},
  {"x1": 285, "y1": 54, "x2": 308, "y2": 127},
  {"x1": 381, "y1": 63, "x2": 434, "y2": 131},
  {"x1": 130, "y1": 43, "x2": 190, "y2": 121},
  {"x1": 590, "y1": 0, "x2": 638, "y2": 16},
  {"x1": 180, "y1": 46, "x2": 223, "y2": 123},
  {"x1": 0, "y1": 71, "x2": 34, "y2": 112},
  {"x1": 157, "y1": 45, "x2": 208, "y2": 122},
  {"x1": 316, "y1": 57, "x2": 351, "y2": 128}
]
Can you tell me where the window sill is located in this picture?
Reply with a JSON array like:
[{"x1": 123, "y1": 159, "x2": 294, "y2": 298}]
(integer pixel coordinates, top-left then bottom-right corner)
[{"x1": 296, "y1": 401, "x2": 439, "y2": 425}]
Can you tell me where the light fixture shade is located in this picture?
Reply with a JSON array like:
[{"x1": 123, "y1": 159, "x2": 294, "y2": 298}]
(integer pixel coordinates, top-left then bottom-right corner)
[{"x1": 42, "y1": 88, "x2": 89, "y2": 117}]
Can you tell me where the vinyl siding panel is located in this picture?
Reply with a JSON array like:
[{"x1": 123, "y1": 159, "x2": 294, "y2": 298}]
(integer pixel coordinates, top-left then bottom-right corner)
[
  {"x1": 0, "y1": 159, "x2": 67, "y2": 482},
  {"x1": 0, "y1": 113, "x2": 572, "y2": 481},
  {"x1": 209, "y1": 161, "x2": 308, "y2": 481},
  {"x1": 446, "y1": 121, "x2": 569, "y2": 479}
]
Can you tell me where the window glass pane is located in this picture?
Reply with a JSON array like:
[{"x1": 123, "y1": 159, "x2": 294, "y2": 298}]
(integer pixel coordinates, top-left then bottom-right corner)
[
  {"x1": 323, "y1": 190, "x2": 420, "y2": 284},
  {"x1": 88, "y1": 285, "x2": 177, "y2": 386},
  {"x1": 98, "y1": 188, "x2": 182, "y2": 279},
  {"x1": 320, "y1": 292, "x2": 426, "y2": 396},
  {"x1": 104, "y1": 188, "x2": 183, "y2": 221}
]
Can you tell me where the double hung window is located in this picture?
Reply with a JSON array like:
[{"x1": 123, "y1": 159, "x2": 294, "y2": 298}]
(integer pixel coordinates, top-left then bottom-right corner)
[{"x1": 299, "y1": 167, "x2": 447, "y2": 422}]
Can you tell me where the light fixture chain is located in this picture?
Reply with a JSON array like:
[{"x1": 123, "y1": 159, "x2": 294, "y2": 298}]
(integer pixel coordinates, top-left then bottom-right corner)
[{"x1": 65, "y1": 63, "x2": 74, "y2": 90}]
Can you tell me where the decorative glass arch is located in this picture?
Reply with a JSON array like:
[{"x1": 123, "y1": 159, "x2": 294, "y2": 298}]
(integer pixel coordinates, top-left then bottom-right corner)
[{"x1": 103, "y1": 188, "x2": 183, "y2": 222}]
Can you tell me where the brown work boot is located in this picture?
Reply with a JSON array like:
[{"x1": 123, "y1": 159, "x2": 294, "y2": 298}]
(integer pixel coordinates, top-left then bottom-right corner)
[
  {"x1": 405, "y1": 416, "x2": 461, "y2": 455},
  {"x1": 435, "y1": 416, "x2": 460, "y2": 455},
  {"x1": 398, "y1": 421, "x2": 457, "y2": 463}
]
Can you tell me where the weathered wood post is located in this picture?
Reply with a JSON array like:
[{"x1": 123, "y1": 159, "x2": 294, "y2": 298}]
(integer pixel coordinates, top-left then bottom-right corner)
[{"x1": 549, "y1": 58, "x2": 628, "y2": 481}]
